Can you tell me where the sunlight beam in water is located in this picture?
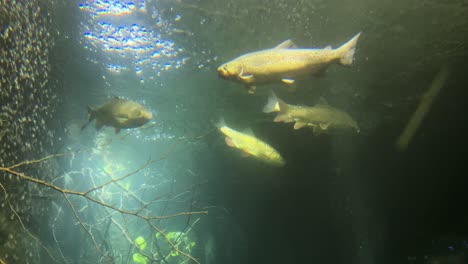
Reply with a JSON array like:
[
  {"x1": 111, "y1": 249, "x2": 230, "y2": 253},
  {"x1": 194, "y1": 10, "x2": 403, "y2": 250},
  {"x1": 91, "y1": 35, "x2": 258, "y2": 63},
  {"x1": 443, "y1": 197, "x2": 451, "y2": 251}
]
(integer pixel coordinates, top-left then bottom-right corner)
[{"x1": 78, "y1": 0, "x2": 186, "y2": 83}]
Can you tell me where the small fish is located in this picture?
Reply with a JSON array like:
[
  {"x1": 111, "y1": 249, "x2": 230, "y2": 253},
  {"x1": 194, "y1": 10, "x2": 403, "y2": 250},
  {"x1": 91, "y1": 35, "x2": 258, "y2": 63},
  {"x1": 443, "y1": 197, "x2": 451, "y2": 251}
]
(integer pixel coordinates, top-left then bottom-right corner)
[
  {"x1": 216, "y1": 118, "x2": 285, "y2": 167},
  {"x1": 263, "y1": 91, "x2": 360, "y2": 134},
  {"x1": 217, "y1": 32, "x2": 361, "y2": 94},
  {"x1": 81, "y1": 97, "x2": 152, "y2": 133}
]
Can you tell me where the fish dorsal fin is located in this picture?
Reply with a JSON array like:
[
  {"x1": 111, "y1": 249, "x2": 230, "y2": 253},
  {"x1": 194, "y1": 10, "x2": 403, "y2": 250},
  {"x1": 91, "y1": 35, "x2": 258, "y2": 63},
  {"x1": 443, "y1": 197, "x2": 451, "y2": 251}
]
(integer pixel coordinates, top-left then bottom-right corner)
[
  {"x1": 111, "y1": 96, "x2": 123, "y2": 103},
  {"x1": 242, "y1": 128, "x2": 255, "y2": 136},
  {"x1": 324, "y1": 45, "x2": 332, "y2": 50},
  {"x1": 273, "y1": 39, "x2": 297, "y2": 49},
  {"x1": 318, "y1": 97, "x2": 329, "y2": 105}
]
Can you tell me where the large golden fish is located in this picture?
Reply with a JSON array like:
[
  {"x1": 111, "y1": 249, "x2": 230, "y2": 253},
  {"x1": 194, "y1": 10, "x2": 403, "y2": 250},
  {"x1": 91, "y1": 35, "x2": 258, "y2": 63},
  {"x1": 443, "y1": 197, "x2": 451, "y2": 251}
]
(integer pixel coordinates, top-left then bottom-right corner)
[
  {"x1": 218, "y1": 32, "x2": 361, "y2": 94},
  {"x1": 263, "y1": 91, "x2": 360, "y2": 134},
  {"x1": 216, "y1": 119, "x2": 285, "y2": 167},
  {"x1": 81, "y1": 97, "x2": 152, "y2": 133}
]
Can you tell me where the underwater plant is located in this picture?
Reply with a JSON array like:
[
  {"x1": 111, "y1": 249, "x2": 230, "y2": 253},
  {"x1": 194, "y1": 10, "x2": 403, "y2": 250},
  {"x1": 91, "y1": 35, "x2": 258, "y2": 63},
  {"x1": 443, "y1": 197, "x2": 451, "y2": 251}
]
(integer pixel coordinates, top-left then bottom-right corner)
[
  {"x1": 132, "y1": 236, "x2": 149, "y2": 264},
  {"x1": 129, "y1": 230, "x2": 198, "y2": 264}
]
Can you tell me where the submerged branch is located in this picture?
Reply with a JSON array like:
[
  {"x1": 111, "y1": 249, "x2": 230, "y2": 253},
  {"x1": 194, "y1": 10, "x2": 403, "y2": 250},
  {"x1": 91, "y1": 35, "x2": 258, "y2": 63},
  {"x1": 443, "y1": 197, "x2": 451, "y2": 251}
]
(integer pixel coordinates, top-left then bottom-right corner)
[{"x1": 0, "y1": 128, "x2": 214, "y2": 263}]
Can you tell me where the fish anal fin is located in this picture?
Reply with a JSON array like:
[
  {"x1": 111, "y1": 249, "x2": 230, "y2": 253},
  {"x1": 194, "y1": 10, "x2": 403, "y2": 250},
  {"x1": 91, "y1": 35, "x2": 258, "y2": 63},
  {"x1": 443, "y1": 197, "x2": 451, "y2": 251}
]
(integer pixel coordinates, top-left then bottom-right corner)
[
  {"x1": 312, "y1": 126, "x2": 321, "y2": 135},
  {"x1": 286, "y1": 85, "x2": 296, "y2": 93},
  {"x1": 313, "y1": 67, "x2": 328, "y2": 78},
  {"x1": 246, "y1": 86, "x2": 256, "y2": 94},
  {"x1": 240, "y1": 151, "x2": 250, "y2": 158},
  {"x1": 274, "y1": 39, "x2": 297, "y2": 49},
  {"x1": 319, "y1": 123, "x2": 330, "y2": 130},
  {"x1": 294, "y1": 122, "x2": 307, "y2": 130},
  {"x1": 225, "y1": 137, "x2": 236, "y2": 147}
]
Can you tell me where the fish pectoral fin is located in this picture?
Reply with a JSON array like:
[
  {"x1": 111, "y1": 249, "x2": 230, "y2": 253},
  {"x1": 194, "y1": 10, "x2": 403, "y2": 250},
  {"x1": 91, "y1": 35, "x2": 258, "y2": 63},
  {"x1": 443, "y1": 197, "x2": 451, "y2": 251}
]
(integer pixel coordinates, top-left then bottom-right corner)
[
  {"x1": 293, "y1": 122, "x2": 307, "y2": 130},
  {"x1": 225, "y1": 137, "x2": 236, "y2": 147},
  {"x1": 281, "y1": 78, "x2": 295, "y2": 85},
  {"x1": 319, "y1": 123, "x2": 330, "y2": 130},
  {"x1": 273, "y1": 39, "x2": 297, "y2": 49},
  {"x1": 273, "y1": 114, "x2": 292, "y2": 123},
  {"x1": 246, "y1": 86, "x2": 256, "y2": 94},
  {"x1": 114, "y1": 115, "x2": 130, "y2": 125},
  {"x1": 239, "y1": 73, "x2": 254, "y2": 83},
  {"x1": 114, "y1": 127, "x2": 121, "y2": 134},
  {"x1": 324, "y1": 45, "x2": 332, "y2": 50}
]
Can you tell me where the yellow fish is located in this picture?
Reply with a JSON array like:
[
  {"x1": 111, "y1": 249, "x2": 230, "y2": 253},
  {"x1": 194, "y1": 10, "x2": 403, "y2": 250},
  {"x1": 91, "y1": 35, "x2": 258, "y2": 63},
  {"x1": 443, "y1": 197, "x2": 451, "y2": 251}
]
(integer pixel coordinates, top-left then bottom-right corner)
[
  {"x1": 81, "y1": 97, "x2": 153, "y2": 133},
  {"x1": 263, "y1": 91, "x2": 360, "y2": 134},
  {"x1": 216, "y1": 118, "x2": 285, "y2": 167},
  {"x1": 217, "y1": 32, "x2": 361, "y2": 94}
]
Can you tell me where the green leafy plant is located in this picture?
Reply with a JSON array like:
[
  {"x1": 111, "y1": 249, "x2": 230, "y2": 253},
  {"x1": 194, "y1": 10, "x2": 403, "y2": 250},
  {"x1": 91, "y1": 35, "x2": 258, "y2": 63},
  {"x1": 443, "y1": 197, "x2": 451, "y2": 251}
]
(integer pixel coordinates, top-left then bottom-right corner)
[
  {"x1": 135, "y1": 236, "x2": 147, "y2": 250},
  {"x1": 132, "y1": 252, "x2": 147, "y2": 264},
  {"x1": 132, "y1": 236, "x2": 148, "y2": 264},
  {"x1": 159, "y1": 231, "x2": 197, "y2": 258}
]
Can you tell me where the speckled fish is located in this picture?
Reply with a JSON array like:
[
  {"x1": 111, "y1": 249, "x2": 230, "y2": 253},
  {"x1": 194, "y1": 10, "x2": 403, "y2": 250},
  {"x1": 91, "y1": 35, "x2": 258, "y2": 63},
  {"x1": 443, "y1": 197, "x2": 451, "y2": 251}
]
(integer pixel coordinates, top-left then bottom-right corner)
[
  {"x1": 81, "y1": 97, "x2": 152, "y2": 133},
  {"x1": 263, "y1": 91, "x2": 360, "y2": 134},
  {"x1": 218, "y1": 32, "x2": 361, "y2": 94},
  {"x1": 216, "y1": 118, "x2": 285, "y2": 166}
]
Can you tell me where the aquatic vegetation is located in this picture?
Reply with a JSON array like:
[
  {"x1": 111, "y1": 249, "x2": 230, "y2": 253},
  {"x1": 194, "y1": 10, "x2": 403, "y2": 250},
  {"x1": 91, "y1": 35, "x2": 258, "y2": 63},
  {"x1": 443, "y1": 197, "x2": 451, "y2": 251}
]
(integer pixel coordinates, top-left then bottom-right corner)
[
  {"x1": 163, "y1": 231, "x2": 197, "y2": 258},
  {"x1": 129, "y1": 230, "x2": 197, "y2": 264},
  {"x1": 135, "y1": 236, "x2": 147, "y2": 250}
]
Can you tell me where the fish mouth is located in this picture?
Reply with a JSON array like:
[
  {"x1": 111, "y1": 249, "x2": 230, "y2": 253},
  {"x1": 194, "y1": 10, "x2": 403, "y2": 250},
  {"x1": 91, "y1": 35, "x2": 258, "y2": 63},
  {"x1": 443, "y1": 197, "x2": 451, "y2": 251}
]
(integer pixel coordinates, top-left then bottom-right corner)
[
  {"x1": 144, "y1": 112, "x2": 153, "y2": 120},
  {"x1": 217, "y1": 67, "x2": 230, "y2": 79}
]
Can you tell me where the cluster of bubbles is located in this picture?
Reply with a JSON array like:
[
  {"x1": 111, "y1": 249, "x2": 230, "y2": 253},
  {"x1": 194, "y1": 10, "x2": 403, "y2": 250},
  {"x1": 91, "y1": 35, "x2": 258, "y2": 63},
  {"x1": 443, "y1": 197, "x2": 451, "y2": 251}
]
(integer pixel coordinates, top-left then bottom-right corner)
[
  {"x1": 0, "y1": 1, "x2": 61, "y2": 263},
  {"x1": 0, "y1": 1, "x2": 58, "y2": 166},
  {"x1": 78, "y1": 0, "x2": 187, "y2": 83}
]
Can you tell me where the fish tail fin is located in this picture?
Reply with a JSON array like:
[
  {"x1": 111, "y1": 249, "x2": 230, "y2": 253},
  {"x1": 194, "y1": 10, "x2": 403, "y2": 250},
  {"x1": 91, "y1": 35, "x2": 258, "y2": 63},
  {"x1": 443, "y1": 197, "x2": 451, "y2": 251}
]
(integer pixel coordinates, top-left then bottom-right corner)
[
  {"x1": 87, "y1": 106, "x2": 96, "y2": 120},
  {"x1": 81, "y1": 106, "x2": 95, "y2": 131},
  {"x1": 337, "y1": 32, "x2": 361, "y2": 66},
  {"x1": 263, "y1": 91, "x2": 288, "y2": 113}
]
